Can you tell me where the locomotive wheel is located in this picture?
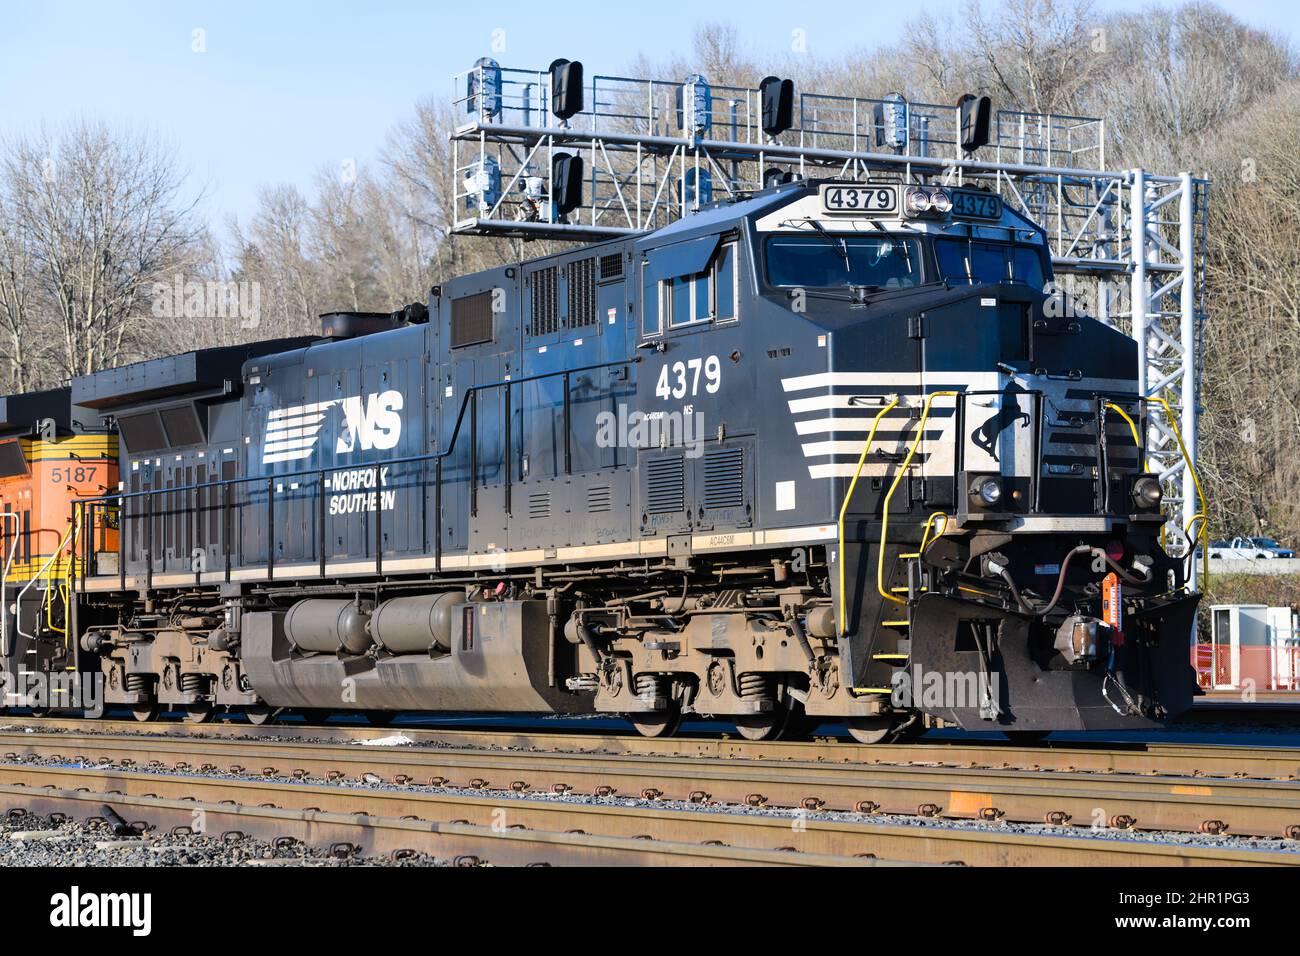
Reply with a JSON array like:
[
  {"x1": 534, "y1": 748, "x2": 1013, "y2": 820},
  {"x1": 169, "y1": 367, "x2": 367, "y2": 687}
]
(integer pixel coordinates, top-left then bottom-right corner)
[
  {"x1": 846, "y1": 716, "x2": 894, "y2": 744},
  {"x1": 244, "y1": 705, "x2": 276, "y2": 726},
  {"x1": 183, "y1": 702, "x2": 215, "y2": 724},
  {"x1": 130, "y1": 703, "x2": 160, "y2": 723},
  {"x1": 629, "y1": 703, "x2": 682, "y2": 738},
  {"x1": 734, "y1": 697, "x2": 797, "y2": 742}
]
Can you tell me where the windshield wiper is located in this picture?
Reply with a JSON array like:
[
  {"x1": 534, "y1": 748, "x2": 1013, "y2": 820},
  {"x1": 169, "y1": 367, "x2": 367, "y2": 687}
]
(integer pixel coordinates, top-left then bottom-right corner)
[{"x1": 806, "y1": 219, "x2": 851, "y2": 271}]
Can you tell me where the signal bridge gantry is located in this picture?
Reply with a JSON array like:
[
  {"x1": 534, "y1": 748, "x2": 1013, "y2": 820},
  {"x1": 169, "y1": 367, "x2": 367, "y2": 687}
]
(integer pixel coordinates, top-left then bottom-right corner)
[{"x1": 448, "y1": 58, "x2": 1209, "y2": 584}]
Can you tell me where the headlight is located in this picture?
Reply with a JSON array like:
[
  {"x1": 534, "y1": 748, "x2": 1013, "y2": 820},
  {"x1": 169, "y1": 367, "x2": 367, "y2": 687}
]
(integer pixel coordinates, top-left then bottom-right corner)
[
  {"x1": 1132, "y1": 475, "x2": 1163, "y2": 509},
  {"x1": 902, "y1": 186, "x2": 952, "y2": 217},
  {"x1": 971, "y1": 476, "x2": 1003, "y2": 507},
  {"x1": 903, "y1": 186, "x2": 932, "y2": 216}
]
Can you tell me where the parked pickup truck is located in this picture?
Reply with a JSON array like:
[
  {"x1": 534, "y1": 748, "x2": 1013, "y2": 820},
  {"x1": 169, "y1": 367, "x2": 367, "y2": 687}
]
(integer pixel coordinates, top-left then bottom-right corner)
[
  {"x1": 1206, "y1": 537, "x2": 1285, "y2": 560},
  {"x1": 1248, "y1": 536, "x2": 1295, "y2": 558}
]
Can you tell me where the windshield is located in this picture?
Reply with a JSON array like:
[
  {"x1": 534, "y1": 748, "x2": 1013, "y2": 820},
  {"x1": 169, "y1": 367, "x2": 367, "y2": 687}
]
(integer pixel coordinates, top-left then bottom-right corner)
[
  {"x1": 935, "y1": 239, "x2": 1046, "y2": 289},
  {"x1": 765, "y1": 234, "x2": 920, "y2": 289}
]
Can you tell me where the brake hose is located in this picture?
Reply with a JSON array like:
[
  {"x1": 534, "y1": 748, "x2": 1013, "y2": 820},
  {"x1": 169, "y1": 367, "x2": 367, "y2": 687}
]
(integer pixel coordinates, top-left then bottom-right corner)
[
  {"x1": 1097, "y1": 551, "x2": 1152, "y2": 586},
  {"x1": 992, "y1": 546, "x2": 1151, "y2": 618}
]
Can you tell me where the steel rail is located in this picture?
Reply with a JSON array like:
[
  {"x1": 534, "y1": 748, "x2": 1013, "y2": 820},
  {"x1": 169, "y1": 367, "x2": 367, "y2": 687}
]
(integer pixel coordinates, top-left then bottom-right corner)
[
  {"x1": 0, "y1": 783, "x2": 886, "y2": 867},
  {"x1": 4, "y1": 730, "x2": 1300, "y2": 839},
  {"x1": 5, "y1": 716, "x2": 1298, "y2": 780},
  {"x1": 0, "y1": 764, "x2": 1292, "y2": 867}
]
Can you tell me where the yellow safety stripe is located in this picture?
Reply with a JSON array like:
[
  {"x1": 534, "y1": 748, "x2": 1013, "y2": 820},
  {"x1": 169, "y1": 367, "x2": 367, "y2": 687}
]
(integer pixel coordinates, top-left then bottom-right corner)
[{"x1": 18, "y1": 436, "x2": 118, "y2": 461}]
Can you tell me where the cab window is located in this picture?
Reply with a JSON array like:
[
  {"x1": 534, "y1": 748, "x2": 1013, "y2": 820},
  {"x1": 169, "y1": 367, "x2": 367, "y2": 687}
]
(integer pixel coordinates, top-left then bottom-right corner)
[
  {"x1": 765, "y1": 234, "x2": 919, "y2": 289},
  {"x1": 935, "y1": 239, "x2": 1046, "y2": 289},
  {"x1": 659, "y1": 241, "x2": 738, "y2": 328}
]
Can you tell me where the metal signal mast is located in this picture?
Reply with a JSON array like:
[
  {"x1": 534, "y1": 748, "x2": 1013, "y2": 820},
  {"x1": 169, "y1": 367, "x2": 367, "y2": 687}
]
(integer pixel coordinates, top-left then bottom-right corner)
[{"x1": 448, "y1": 58, "x2": 1209, "y2": 585}]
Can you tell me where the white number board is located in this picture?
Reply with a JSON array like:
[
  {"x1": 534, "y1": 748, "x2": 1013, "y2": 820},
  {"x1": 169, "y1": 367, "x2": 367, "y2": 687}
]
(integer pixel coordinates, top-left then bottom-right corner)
[{"x1": 818, "y1": 184, "x2": 898, "y2": 216}]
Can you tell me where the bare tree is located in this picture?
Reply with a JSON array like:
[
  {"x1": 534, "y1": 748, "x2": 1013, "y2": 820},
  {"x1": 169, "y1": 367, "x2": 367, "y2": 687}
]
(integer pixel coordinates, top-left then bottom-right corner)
[
  {"x1": 2, "y1": 120, "x2": 204, "y2": 379},
  {"x1": 1092, "y1": 2, "x2": 1298, "y2": 169},
  {"x1": 955, "y1": 0, "x2": 1104, "y2": 113},
  {"x1": 382, "y1": 98, "x2": 468, "y2": 282},
  {"x1": 1198, "y1": 80, "x2": 1300, "y2": 537},
  {"x1": 229, "y1": 184, "x2": 322, "y2": 336},
  {"x1": 0, "y1": 188, "x2": 40, "y2": 390}
]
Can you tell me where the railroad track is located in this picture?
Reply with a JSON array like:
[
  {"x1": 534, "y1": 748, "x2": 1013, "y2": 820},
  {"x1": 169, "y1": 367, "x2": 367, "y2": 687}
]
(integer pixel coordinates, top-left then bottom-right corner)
[
  {"x1": 1, "y1": 766, "x2": 1292, "y2": 867},
  {"x1": 8, "y1": 715, "x2": 1300, "y2": 778},
  {"x1": 1, "y1": 720, "x2": 1298, "y2": 864},
  {"x1": 2, "y1": 728, "x2": 1300, "y2": 837}
]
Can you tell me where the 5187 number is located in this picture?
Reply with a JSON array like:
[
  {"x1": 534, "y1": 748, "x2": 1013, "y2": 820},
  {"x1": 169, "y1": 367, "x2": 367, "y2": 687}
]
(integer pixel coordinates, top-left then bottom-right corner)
[{"x1": 48, "y1": 466, "x2": 98, "y2": 485}]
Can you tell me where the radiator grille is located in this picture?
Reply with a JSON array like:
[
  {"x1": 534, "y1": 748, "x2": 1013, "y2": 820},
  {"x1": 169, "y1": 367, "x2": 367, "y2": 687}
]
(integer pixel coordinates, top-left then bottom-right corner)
[
  {"x1": 568, "y1": 258, "x2": 597, "y2": 328},
  {"x1": 529, "y1": 267, "x2": 560, "y2": 336},
  {"x1": 450, "y1": 291, "x2": 494, "y2": 348},
  {"x1": 599, "y1": 253, "x2": 624, "y2": 280},
  {"x1": 644, "y1": 457, "x2": 685, "y2": 515}
]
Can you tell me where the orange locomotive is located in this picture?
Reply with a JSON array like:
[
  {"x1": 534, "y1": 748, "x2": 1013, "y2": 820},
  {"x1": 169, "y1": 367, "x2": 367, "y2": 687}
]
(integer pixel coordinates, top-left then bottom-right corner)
[{"x1": 0, "y1": 388, "x2": 116, "y2": 706}]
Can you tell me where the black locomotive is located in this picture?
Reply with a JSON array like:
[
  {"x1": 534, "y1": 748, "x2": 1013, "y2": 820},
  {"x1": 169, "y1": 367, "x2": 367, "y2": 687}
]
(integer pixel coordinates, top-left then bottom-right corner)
[{"x1": 6, "y1": 177, "x2": 1199, "y2": 740}]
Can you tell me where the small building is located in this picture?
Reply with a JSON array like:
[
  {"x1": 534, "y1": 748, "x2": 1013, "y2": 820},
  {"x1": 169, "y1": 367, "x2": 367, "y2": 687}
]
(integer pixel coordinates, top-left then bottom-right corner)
[{"x1": 1202, "y1": 604, "x2": 1299, "y2": 690}]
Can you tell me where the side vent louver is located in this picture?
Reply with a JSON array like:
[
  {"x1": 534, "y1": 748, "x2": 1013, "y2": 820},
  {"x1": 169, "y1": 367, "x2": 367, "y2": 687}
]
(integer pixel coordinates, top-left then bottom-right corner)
[
  {"x1": 528, "y1": 491, "x2": 551, "y2": 519},
  {"x1": 587, "y1": 485, "x2": 612, "y2": 513},
  {"x1": 529, "y1": 266, "x2": 560, "y2": 336},
  {"x1": 703, "y1": 447, "x2": 745, "y2": 510},
  {"x1": 644, "y1": 457, "x2": 685, "y2": 515},
  {"x1": 568, "y1": 258, "x2": 597, "y2": 328}
]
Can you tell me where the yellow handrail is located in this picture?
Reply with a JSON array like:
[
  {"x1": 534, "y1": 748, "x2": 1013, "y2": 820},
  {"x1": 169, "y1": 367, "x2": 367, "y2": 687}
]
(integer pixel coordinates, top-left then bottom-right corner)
[
  {"x1": 44, "y1": 518, "x2": 80, "y2": 636},
  {"x1": 879, "y1": 391, "x2": 959, "y2": 605},
  {"x1": 1104, "y1": 402, "x2": 1142, "y2": 455},
  {"x1": 836, "y1": 395, "x2": 899, "y2": 636},
  {"x1": 16, "y1": 513, "x2": 81, "y2": 643},
  {"x1": 1105, "y1": 398, "x2": 1164, "y2": 544},
  {"x1": 919, "y1": 511, "x2": 948, "y2": 554},
  {"x1": 1106, "y1": 397, "x2": 1208, "y2": 588}
]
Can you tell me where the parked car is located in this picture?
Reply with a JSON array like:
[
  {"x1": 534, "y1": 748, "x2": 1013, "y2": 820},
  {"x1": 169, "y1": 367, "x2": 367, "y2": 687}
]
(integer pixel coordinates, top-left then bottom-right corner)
[
  {"x1": 1249, "y1": 537, "x2": 1295, "y2": 558},
  {"x1": 1207, "y1": 537, "x2": 1281, "y2": 560}
]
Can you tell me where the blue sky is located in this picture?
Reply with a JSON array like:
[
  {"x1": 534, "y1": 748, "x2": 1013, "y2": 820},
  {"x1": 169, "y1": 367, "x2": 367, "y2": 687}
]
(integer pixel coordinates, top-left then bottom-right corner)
[{"x1": 1, "y1": 0, "x2": 1294, "y2": 231}]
